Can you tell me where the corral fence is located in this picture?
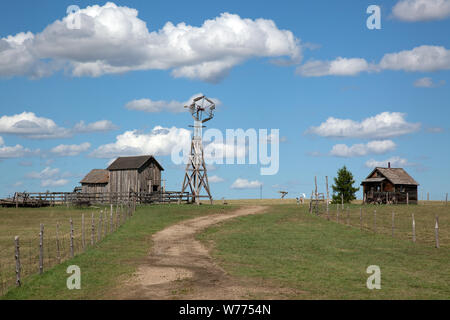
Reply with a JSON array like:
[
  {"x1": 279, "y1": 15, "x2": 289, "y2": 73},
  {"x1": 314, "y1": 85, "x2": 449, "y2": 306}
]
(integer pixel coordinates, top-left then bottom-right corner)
[
  {"x1": 312, "y1": 201, "x2": 449, "y2": 249},
  {"x1": 1, "y1": 191, "x2": 191, "y2": 207},
  {"x1": 0, "y1": 202, "x2": 136, "y2": 296}
]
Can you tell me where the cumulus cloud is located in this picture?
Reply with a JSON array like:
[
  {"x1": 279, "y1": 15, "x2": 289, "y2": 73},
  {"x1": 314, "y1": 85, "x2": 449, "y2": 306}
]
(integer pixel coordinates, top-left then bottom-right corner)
[
  {"x1": 51, "y1": 142, "x2": 91, "y2": 156},
  {"x1": 0, "y1": 112, "x2": 117, "y2": 139},
  {"x1": 25, "y1": 167, "x2": 60, "y2": 179},
  {"x1": 0, "y1": 2, "x2": 301, "y2": 83},
  {"x1": 230, "y1": 178, "x2": 262, "y2": 189},
  {"x1": 380, "y1": 45, "x2": 450, "y2": 72},
  {"x1": 330, "y1": 140, "x2": 396, "y2": 157},
  {"x1": 209, "y1": 175, "x2": 224, "y2": 183},
  {"x1": 308, "y1": 112, "x2": 420, "y2": 139},
  {"x1": 90, "y1": 126, "x2": 192, "y2": 158},
  {"x1": 392, "y1": 0, "x2": 450, "y2": 22},
  {"x1": 41, "y1": 179, "x2": 69, "y2": 187},
  {"x1": 365, "y1": 156, "x2": 414, "y2": 168},
  {"x1": 298, "y1": 45, "x2": 450, "y2": 77},
  {"x1": 125, "y1": 94, "x2": 221, "y2": 113},
  {"x1": 413, "y1": 77, "x2": 445, "y2": 87},
  {"x1": 0, "y1": 136, "x2": 37, "y2": 159},
  {"x1": 296, "y1": 57, "x2": 374, "y2": 77},
  {"x1": 73, "y1": 120, "x2": 118, "y2": 133},
  {"x1": 25, "y1": 166, "x2": 71, "y2": 187}
]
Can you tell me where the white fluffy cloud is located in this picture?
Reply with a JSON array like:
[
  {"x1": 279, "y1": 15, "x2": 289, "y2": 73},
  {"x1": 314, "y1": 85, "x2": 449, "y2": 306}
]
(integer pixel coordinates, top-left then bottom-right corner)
[
  {"x1": 25, "y1": 167, "x2": 60, "y2": 179},
  {"x1": 296, "y1": 57, "x2": 373, "y2": 77},
  {"x1": 51, "y1": 142, "x2": 91, "y2": 156},
  {"x1": 0, "y1": 135, "x2": 37, "y2": 159},
  {"x1": 0, "y1": 112, "x2": 117, "y2": 139},
  {"x1": 90, "y1": 126, "x2": 192, "y2": 158},
  {"x1": 392, "y1": 0, "x2": 450, "y2": 22},
  {"x1": 413, "y1": 77, "x2": 445, "y2": 87},
  {"x1": 297, "y1": 45, "x2": 450, "y2": 77},
  {"x1": 41, "y1": 179, "x2": 69, "y2": 188},
  {"x1": 379, "y1": 45, "x2": 450, "y2": 72},
  {"x1": 231, "y1": 178, "x2": 262, "y2": 189},
  {"x1": 365, "y1": 156, "x2": 413, "y2": 168},
  {"x1": 330, "y1": 140, "x2": 396, "y2": 157},
  {"x1": 308, "y1": 112, "x2": 420, "y2": 139},
  {"x1": 209, "y1": 175, "x2": 225, "y2": 183},
  {"x1": 125, "y1": 94, "x2": 220, "y2": 113},
  {"x1": 73, "y1": 120, "x2": 118, "y2": 133},
  {"x1": 0, "y1": 3, "x2": 301, "y2": 83},
  {"x1": 25, "y1": 166, "x2": 71, "y2": 187}
]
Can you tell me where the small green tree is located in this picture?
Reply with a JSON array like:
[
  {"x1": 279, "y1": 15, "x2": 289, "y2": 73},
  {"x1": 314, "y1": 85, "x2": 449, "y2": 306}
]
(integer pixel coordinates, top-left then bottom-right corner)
[{"x1": 331, "y1": 166, "x2": 359, "y2": 204}]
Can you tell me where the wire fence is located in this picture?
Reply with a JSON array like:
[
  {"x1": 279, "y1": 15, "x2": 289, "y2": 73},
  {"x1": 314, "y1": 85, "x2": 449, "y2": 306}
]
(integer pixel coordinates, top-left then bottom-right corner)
[
  {"x1": 0, "y1": 201, "x2": 136, "y2": 296},
  {"x1": 313, "y1": 202, "x2": 450, "y2": 248}
]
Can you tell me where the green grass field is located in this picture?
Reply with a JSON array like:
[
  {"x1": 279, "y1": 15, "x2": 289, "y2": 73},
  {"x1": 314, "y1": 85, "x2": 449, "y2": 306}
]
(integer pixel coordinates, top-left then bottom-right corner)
[
  {"x1": 2, "y1": 201, "x2": 450, "y2": 299},
  {"x1": 199, "y1": 204, "x2": 450, "y2": 299},
  {"x1": 0, "y1": 204, "x2": 235, "y2": 299}
]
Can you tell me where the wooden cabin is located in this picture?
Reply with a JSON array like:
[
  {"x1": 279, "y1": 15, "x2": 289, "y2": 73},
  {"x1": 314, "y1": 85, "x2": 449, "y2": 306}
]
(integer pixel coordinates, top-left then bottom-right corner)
[
  {"x1": 361, "y1": 163, "x2": 419, "y2": 204},
  {"x1": 107, "y1": 155, "x2": 164, "y2": 194},
  {"x1": 80, "y1": 169, "x2": 109, "y2": 193}
]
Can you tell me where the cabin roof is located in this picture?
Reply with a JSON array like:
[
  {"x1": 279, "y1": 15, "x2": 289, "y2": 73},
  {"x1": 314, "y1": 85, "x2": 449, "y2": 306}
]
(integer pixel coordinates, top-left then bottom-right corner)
[
  {"x1": 80, "y1": 169, "x2": 109, "y2": 184},
  {"x1": 107, "y1": 155, "x2": 164, "y2": 171},
  {"x1": 364, "y1": 167, "x2": 419, "y2": 186},
  {"x1": 362, "y1": 177, "x2": 386, "y2": 183}
]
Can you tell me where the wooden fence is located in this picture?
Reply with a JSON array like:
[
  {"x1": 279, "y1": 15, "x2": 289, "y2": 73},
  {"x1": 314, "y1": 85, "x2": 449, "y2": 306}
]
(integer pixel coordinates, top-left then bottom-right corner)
[
  {"x1": 0, "y1": 202, "x2": 136, "y2": 296},
  {"x1": 1, "y1": 191, "x2": 191, "y2": 207}
]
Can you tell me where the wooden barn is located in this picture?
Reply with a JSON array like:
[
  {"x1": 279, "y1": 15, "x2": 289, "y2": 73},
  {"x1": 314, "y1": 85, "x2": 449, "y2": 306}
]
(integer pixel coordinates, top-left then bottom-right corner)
[
  {"x1": 361, "y1": 163, "x2": 419, "y2": 204},
  {"x1": 80, "y1": 169, "x2": 109, "y2": 193},
  {"x1": 107, "y1": 155, "x2": 164, "y2": 194}
]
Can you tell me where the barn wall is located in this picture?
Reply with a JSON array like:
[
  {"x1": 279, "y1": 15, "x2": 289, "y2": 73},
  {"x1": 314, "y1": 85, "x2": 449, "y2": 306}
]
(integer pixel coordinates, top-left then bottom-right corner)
[
  {"x1": 81, "y1": 183, "x2": 108, "y2": 193},
  {"x1": 109, "y1": 163, "x2": 162, "y2": 194}
]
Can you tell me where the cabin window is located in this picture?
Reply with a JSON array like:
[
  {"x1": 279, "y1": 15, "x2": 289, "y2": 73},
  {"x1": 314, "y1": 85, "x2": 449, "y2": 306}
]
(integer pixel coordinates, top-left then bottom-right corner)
[{"x1": 153, "y1": 185, "x2": 159, "y2": 192}]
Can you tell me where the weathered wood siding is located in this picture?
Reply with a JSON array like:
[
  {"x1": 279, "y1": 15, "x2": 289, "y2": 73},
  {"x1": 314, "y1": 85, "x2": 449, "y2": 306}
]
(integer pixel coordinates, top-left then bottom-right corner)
[
  {"x1": 81, "y1": 183, "x2": 108, "y2": 194},
  {"x1": 109, "y1": 162, "x2": 162, "y2": 194}
]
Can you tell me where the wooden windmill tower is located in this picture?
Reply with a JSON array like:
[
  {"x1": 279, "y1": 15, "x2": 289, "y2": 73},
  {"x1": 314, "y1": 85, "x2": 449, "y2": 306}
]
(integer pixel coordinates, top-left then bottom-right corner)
[{"x1": 180, "y1": 95, "x2": 215, "y2": 205}]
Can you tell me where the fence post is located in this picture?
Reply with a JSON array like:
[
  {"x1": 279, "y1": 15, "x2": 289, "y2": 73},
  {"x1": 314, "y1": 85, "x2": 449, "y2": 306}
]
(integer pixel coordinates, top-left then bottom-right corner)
[
  {"x1": 392, "y1": 212, "x2": 395, "y2": 237},
  {"x1": 407, "y1": 192, "x2": 409, "y2": 206},
  {"x1": 374, "y1": 210, "x2": 377, "y2": 233},
  {"x1": 14, "y1": 236, "x2": 21, "y2": 287},
  {"x1": 435, "y1": 216, "x2": 440, "y2": 249},
  {"x1": 446, "y1": 193, "x2": 448, "y2": 206},
  {"x1": 110, "y1": 211, "x2": 113, "y2": 233},
  {"x1": 346, "y1": 207, "x2": 350, "y2": 226},
  {"x1": 82, "y1": 214, "x2": 85, "y2": 251},
  {"x1": 104, "y1": 211, "x2": 108, "y2": 235},
  {"x1": 70, "y1": 218, "x2": 74, "y2": 258},
  {"x1": 56, "y1": 222, "x2": 61, "y2": 264},
  {"x1": 412, "y1": 213, "x2": 416, "y2": 243},
  {"x1": 91, "y1": 212, "x2": 95, "y2": 246},
  {"x1": 427, "y1": 192, "x2": 430, "y2": 202},
  {"x1": 39, "y1": 223, "x2": 44, "y2": 275},
  {"x1": 360, "y1": 208, "x2": 362, "y2": 230},
  {"x1": 98, "y1": 212, "x2": 102, "y2": 242},
  {"x1": 341, "y1": 194, "x2": 343, "y2": 210},
  {"x1": 336, "y1": 205, "x2": 339, "y2": 223}
]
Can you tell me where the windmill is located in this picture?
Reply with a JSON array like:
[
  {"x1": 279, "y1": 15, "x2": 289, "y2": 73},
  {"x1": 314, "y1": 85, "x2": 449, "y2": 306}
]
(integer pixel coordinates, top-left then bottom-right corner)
[
  {"x1": 278, "y1": 191, "x2": 288, "y2": 199},
  {"x1": 179, "y1": 95, "x2": 215, "y2": 205}
]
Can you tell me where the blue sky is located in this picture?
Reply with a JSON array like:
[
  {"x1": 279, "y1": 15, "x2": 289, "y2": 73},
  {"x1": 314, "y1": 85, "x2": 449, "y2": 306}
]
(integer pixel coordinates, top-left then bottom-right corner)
[{"x1": 0, "y1": 0, "x2": 449, "y2": 200}]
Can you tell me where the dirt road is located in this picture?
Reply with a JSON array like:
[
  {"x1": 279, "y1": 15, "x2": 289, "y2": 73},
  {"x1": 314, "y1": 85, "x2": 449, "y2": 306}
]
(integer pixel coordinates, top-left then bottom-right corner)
[{"x1": 113, "y1": 205, "x2": 300, "y2": 300}]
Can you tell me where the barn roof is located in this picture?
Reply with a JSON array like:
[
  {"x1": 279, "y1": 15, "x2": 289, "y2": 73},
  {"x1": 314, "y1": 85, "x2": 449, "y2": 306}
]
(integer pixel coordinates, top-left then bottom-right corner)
[
  {"x1": 107, "y1": 155, "x2": 164, "y2": 171},
  {"x1": 364, "y1": 167, "x2": 419, "y2": 186},
  {"x1": 80, "y1": 169, "x2": 109, "y2": 184}
]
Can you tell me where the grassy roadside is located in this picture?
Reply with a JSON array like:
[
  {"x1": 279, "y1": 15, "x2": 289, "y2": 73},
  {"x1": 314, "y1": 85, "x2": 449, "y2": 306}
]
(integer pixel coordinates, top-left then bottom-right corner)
[
  {"x1": 198, "y1": 204, "x2": 450, "y2": 299},
  {"x1": 2, "y1": 204, "x2": 235, "y2": 300}
]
